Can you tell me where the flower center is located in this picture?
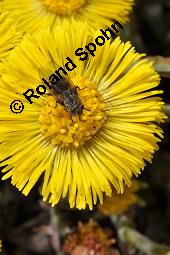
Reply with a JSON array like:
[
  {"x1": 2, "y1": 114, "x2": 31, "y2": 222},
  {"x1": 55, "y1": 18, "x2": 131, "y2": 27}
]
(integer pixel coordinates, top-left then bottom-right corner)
[
  {"x1": 40, "y1": 0, "x2": 87, "y2": 15},
  {"x1": 39, "y1": 76, "x2": 106, "y2": 148}
]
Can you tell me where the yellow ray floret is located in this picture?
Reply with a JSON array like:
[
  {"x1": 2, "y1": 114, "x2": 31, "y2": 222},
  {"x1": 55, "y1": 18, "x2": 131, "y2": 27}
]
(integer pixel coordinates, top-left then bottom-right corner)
[
  {"x1": 0, "y1": 12, "x2": 22, "y2": 61},
  {"x1": 0, "y1": 0, "x2": 134, "y2": 33},
  {"x1": 0, "y1": 21, "x2": 166, "y2": 209}
]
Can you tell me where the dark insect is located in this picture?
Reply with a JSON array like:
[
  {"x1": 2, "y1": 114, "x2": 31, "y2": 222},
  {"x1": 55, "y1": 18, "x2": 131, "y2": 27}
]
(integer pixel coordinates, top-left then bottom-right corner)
[{"x1": 49, "y1": 75, "x2": 85, "y2": 117}]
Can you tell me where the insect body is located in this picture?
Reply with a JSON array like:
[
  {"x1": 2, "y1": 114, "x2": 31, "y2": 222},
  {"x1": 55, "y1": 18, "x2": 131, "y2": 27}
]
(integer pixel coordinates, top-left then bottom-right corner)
[{"x1": 49, "y1": 75, "x2": 84, "y2": 117}]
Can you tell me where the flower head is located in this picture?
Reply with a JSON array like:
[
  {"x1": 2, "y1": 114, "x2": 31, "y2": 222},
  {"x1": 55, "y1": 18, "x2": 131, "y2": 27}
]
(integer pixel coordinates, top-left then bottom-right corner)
[
  {"x1": 0, "y1": 21, "x2": 166, "y2": 209},
  {"x1": 63, "y1": 220, "x2": 116, "y2": 255},
  {"x1": 0, "y1": 12, "x2": 21, "y2": 61},
  {"x1": 0, "y1": 0, "x2": 134, "y2": 33}
]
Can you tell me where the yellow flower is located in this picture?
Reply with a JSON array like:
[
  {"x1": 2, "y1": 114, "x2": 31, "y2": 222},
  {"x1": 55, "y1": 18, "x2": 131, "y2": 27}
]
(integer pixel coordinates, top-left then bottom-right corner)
[
  {"x1": 0, "y1": 0, "x2": 134, "y2": 33},
  {"x1": 0, "y1": 12, "x2": 21, "y2": 61},
  {"x1": 0, "y1": 240, "x2": 2, "y2": 252},
  {"x1": 98, "y1": 180, "x2": 144, "y2": 215},
  {"x1": 0, "y1": 21, "x2": 166, "y2": 210}
]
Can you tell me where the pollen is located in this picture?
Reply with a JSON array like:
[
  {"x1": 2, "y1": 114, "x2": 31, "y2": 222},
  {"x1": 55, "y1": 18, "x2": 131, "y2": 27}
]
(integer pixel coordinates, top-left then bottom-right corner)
[
  {"x1": 40, "y1": 0, "x2": 87, "y2": 15},
  {"x1": 39, "y1": 76, "x2": 106, "y2": 148}
]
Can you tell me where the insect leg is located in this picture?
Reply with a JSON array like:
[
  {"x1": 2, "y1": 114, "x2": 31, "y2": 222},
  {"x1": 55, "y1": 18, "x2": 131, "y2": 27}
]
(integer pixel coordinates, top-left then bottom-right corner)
[
  {"x1": 84, "y1": 108, "x2": 91, "y2": 112},
  {"x1": 71, "y1": 86, "x2": 87, "y2": 96},
  {"x1": 69, "y1": 114, "x2": 73, "y2": 122},
  {"x1": 46, "y1": 92, "x2": 52, "y2": 96},
  {"x1": 57, "y1": 98, "x2": 64, "y2": 105},
  {"x1": 74, "y1": 86, "x2": 87, "y2": 91}
]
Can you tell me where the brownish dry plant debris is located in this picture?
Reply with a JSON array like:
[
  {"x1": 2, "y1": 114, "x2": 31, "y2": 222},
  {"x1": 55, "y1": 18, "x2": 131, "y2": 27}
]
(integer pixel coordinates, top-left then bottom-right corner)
[{"x1": 62, "y1": 220, "x2": 119, "y2": 255}]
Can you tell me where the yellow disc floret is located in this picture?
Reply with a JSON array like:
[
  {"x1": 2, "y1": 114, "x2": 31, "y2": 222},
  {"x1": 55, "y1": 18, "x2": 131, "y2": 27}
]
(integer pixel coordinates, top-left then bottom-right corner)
[
  {"x1": 40, "y1": 0, "x2": 87, "y2": 15},
  {"x1": 39, "y1": 76, "x2": 106, "y2": 148}
]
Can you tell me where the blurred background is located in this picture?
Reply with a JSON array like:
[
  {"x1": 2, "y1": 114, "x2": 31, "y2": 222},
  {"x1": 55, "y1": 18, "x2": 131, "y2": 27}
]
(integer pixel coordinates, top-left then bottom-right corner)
[{"x1": 0, "y1": 0, "x2": 170, "y2": 254}]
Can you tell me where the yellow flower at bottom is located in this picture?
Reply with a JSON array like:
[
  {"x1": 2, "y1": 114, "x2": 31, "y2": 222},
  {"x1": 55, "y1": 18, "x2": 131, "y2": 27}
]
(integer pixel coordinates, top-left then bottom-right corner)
[
  {"x1": 0, "y1": 0, "x2": 134, "y2": 33},
  {"x1": 98, "y1": 180, "x2": 144, "y2": 215},
  {"x1": 0, "y1": 21, "x2": 166, "y2": 210}
]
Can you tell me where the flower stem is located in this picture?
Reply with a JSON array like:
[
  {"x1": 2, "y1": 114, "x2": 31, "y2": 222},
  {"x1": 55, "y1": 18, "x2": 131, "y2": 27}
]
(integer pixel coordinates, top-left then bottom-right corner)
[
  {"x1": 165, "y1": 105, "x2": 170, "y2": 122},
  {"x1": 119, "y1": 226, "x2": 170, "y2": 255}
]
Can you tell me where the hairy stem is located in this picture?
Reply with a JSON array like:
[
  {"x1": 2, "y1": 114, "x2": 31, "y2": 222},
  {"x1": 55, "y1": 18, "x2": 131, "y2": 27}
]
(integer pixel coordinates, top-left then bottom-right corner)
[{"x1": 119, "y1": 226, "x2": 170, "y2": 255}]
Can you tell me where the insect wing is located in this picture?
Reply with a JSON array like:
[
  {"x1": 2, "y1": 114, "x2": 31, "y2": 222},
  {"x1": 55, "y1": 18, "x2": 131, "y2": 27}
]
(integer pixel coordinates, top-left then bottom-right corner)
[
  {"x1": 38, "y1": 61, "x2": 56, "y2": 84},
  {"x1": 64, "y1": 76, "x2": 76, "y2": 90}
]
